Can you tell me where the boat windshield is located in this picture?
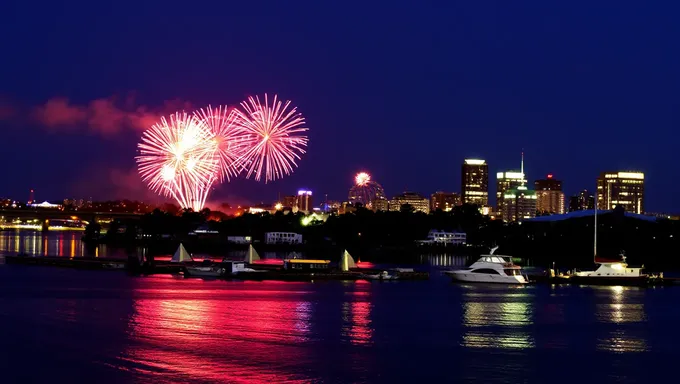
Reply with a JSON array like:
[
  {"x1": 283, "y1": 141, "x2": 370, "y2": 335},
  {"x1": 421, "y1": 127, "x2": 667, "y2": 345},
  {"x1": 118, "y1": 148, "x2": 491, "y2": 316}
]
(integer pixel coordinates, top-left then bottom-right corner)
[{"x1": 479, "y1": 256, "x2": 511, "y2": 264}]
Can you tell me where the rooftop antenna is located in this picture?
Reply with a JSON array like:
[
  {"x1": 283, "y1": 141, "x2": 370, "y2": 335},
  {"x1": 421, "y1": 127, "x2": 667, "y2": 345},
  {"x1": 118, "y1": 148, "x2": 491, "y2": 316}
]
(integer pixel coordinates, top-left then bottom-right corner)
[{"x1": 520, "y1": 150, "x2": 525, "y2": 186}]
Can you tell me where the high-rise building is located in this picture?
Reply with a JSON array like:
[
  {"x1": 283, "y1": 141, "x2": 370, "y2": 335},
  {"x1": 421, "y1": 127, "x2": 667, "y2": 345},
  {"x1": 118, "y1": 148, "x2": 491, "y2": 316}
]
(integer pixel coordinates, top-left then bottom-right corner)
[
  {"x1": 297, "y1": 190, "x2": 313, "y2": 213},
  {"x1": 496, "y1": 171, "x2": 526, "y2": 212},
  {"x1": 569, "y1": 190, "x2": 595, "y2": 212},
  {"x1": 461, "y1": 159, "x2": 488, "y2": 206},
  {"x1": 282, "y1": 195, "x2": 297, "y2": 209},
  {"x1": 430, "y1": 191, "x2": 461, "y2": 212},
  {"x1": 496, "y1": 153, "x2": 529, "y2": 212},
  {"x1": 596, "y1": 172, "x2": 644, "y2": 214},
  {"x1": 389, "y1": 192, "x2": 430, "y2": 214},
  {"x1": 535, "y1": 174, "x2": 565, "y2": 214},
  {"x1": 502, "y1": 185, "x2": 537, "y2": 222}
]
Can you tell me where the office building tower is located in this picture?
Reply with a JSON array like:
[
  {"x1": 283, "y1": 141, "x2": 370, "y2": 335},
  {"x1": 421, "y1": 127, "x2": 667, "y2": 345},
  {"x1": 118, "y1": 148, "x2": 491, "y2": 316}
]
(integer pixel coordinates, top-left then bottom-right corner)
[
  {"x1": 282, "y1": 195, "x2": 297, "y2": 209},
  {"x1": 569, "y1": 190, "x2": 595, "y2": 212},
  {"x1": 297, "y1": 190, "x2": 313, "y2": 213},
  {"x1": 496, "y1": 153, "x2": 528, "y2": 212},
  {"x1": 461, "y1": 159, "x2": 488, "y2": 206},
  {"x1": 535, "y1": 174, "x2": 565, "y2": 214},
  {"x1": 430, "y1": 191, "x2": 461, "y2": 212},
  {"x1": 502, "y1": 185, "x2": 537, "y2": 222},
  {"x1": 596, "y1": 172, "x2": 644, "y2": 214}
]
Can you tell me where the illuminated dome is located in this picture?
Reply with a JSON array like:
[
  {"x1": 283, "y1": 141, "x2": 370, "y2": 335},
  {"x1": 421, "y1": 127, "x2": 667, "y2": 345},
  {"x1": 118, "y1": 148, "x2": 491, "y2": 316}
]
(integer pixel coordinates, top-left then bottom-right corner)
[{"x1": 348, "y1": 172, "x2": 386, "y2": 208}]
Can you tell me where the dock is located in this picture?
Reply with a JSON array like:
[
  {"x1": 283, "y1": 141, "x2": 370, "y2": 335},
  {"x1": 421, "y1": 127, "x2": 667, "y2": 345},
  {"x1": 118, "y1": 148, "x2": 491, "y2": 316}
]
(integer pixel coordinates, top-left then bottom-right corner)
[{"x1": 528, "y1": 274, "x2": 680, "y2": 286}]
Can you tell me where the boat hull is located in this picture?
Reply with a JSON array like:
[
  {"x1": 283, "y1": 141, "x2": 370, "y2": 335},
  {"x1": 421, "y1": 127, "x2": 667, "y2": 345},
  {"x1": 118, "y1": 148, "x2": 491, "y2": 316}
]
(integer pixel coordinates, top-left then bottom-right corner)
[
  {"x1": 446, "y1": 271, "x2": 527, "y2": 284},
  {"x1": 185, "y1": 267, "x2": 224, "y2": 277},
  {"x1": 567, "y1": 276, "x2": 649, "y2": 286}
]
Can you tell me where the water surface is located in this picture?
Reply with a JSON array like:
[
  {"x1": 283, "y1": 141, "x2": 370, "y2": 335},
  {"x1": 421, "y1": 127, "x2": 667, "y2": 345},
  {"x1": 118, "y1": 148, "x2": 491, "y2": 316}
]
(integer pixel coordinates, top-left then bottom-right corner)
[{"x1": 0, "y1": 265, "x2": 677, "y2": 383}]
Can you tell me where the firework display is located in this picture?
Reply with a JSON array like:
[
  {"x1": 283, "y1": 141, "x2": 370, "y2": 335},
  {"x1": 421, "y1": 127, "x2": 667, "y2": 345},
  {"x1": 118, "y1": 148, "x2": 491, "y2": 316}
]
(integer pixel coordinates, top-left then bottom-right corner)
[
  {"x1": 193, "y1": 105, "x2": 246, "y2": 182},
  {"x1": 235, "y1": 94, "x2": 309, "y2": 183},
  {"x1": 348, "y1": 172, "x2": 386, "y2": 208},
  {"x1": 136, "y1": 95, "x2": 308, "y2": 211}
]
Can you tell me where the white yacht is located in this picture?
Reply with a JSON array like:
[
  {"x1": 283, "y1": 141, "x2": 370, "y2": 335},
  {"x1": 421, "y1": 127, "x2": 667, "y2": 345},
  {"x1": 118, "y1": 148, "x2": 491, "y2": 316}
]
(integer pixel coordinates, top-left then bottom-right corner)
[{"x1": 445, "y1": 247, "x2": 527, "y2": 284}]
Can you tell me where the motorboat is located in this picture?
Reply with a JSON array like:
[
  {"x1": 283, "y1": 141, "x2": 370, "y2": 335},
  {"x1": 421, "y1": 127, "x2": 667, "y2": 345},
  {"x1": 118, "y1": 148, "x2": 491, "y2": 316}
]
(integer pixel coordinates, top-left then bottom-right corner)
[
  {"x1": 363, "y1": 270, "x2": 399, "y2": 281},
  {"x1": 185, "y1": 260, "x2": 224, "y2": 278},
  {"x1": 444, "y1": 247, "x2": 527, "y2": 284}
]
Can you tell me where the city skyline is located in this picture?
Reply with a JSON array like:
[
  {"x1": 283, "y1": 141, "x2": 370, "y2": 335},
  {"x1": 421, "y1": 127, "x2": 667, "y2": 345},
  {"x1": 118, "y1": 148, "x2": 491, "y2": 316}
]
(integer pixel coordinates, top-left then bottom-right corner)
[
  {"x1": 1, "y1": 161, "x2": 655, "y2": 214},
  {"x1": 1, "y1": 2, "x2": 679, "y2": 211}
]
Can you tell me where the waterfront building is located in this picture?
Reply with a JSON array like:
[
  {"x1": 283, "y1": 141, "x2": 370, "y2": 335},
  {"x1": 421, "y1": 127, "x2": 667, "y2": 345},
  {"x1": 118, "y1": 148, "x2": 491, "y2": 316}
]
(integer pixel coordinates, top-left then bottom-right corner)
[
  {"x1": 227, "y1": 236, "x2": 252, "y2": 244},
  {"x1": 596, "y1": 171, "x2": 645, "y2": 214},
  {"x1": 461, "y1": 159, "x2": 489, "y2": 206},
  {"x1": 265, "y1": 232, "x2": 303, "y2": 244},
  {"x1": 418, "y1": 230, "x2": 467, "y2": 245},
  {"x1": 535, "y1": 174, "x2": 565, "y2": 214},
  {"x1": 430, "y1": 191, "x2": 460, "y2": 212},
  {"x1": 389, "y1": 192, "x2": 430, "y2": 214},
  {"x1": 502, "y1": 185, "x2": 537, "y2": 222}
]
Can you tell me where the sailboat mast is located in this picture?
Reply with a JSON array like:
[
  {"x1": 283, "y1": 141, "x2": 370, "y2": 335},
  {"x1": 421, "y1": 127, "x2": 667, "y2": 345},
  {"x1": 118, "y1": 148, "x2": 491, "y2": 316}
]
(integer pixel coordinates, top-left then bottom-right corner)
[{"x1": 594, "y1": 204, "x2": 597, "y2": 260}]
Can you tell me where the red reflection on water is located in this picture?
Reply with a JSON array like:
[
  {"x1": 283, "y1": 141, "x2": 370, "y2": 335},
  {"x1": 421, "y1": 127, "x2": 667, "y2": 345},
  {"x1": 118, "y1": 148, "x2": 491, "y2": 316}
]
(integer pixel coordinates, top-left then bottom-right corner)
[
  {"x1": 341, "y1": 287, "x2": 373, "y2": 345},
  {"x1": 121, "y1": 279, "x2": 314, "y2": 382},
  {"x1": 355, "y1": 261, "x2": 374, "y2": 268},
  {"x1": 251, "y1": 259, "x2": 285, "y2": 266}
]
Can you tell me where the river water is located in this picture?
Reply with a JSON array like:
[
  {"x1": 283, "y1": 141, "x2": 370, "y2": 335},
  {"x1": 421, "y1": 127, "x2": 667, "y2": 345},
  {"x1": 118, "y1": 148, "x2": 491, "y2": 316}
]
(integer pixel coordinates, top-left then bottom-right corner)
[
  {"x1": 0, "y1": 230, "x2": 472, "y2": 267},
  {"x1": 1, "y1": 230, "x2": 678, "y2": 383}
]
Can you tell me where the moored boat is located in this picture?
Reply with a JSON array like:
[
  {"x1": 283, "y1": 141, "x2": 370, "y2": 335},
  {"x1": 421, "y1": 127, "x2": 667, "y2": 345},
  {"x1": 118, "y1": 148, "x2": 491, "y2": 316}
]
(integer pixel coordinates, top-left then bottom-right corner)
[
  {"x1": 444, "y1": 247, "x2": 527, "y2": 284},
  {"x1": 363, "y1": 270, "x2": 398, "y2": 281}
]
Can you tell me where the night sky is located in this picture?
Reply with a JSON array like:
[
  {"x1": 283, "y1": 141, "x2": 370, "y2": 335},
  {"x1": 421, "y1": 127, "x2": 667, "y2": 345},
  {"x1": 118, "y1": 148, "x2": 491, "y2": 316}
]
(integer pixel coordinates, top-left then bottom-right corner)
[{"x1": 1, "y1": 1, "x2": 679, "y2": 212}]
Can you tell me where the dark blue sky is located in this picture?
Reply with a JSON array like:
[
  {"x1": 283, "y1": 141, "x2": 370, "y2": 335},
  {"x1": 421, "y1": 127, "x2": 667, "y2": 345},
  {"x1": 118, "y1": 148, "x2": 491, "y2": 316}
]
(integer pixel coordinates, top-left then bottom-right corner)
[{"x1": 1, "y1": 1, "x2": 679, "y2": 211}]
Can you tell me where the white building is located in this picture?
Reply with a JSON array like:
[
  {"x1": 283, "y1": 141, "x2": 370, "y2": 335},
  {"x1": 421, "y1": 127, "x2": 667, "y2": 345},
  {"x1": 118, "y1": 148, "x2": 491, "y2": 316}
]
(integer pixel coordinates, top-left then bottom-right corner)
[
  {"x1": 265, "y1": 232, "x2": 303, "y2": 245},
  {"x1": 419, "y1": 230, "x2": 467, "y2": 245},
  {"x1": 227, "y1": 236, "x2": 252, "y2": 244}
]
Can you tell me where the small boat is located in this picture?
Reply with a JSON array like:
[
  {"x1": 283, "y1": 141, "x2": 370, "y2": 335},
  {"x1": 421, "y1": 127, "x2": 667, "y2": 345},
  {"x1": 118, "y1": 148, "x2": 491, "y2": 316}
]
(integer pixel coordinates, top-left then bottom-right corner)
[
  {"x1": 185, "y1": 264, "x2": 224, "y2": 278},
  {"x1": 444, "y1": 247, "x2": 527, "y2": 284},
  {"x1": 102, "y1": 262, "x2": 125, "y2": 270},
  {"x1": 363, "y1": 270, "x2": 398, "y2": 281}
]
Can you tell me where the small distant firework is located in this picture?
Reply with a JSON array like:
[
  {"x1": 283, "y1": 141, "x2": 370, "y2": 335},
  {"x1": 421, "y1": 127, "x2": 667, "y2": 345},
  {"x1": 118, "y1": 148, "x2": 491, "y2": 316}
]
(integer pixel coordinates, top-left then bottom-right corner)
[
  {"x1": 348, "y1": 171, "x2": 386, "y2": 208},
  {"x1": 136, "y1": 112, "x2": 218, "y2": 211},
  {"x1": 235, "y1": 94, "x2": 308, "y2": 183}
]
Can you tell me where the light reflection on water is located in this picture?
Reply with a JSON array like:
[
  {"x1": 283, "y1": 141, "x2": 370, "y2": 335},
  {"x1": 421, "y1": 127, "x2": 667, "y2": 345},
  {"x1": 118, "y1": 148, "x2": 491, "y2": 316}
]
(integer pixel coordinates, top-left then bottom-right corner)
[
  {"x1": 461, "y1": 288, "x2": 535, "y2": 350},
  {"x1": 0, "y1": 264, "x2": 670, "y2": 383},
  {"x1": 0, "y1": 230, "x2": 115, "y2": 258},
  {"x1": 123, "y1": 281, "x2": 316, "y2": 383}
]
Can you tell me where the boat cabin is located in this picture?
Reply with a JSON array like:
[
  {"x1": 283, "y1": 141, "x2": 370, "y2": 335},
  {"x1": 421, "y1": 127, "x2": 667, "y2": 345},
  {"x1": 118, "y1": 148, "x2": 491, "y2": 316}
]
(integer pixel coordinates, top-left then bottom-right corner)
[
  {"x1": 283, "y1": 259, "x2": 331, "y2": 271},
  {"x1": 221, "y1": 260, "x2": 248, "y2": 275},
  {"x1": 574, "y1": 261, "x2": 643, "y2": 277}
]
